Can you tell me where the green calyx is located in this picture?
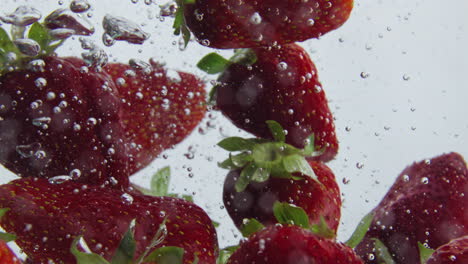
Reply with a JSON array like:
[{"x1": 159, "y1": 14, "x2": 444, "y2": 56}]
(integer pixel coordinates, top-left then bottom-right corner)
[
  {"x1": 72, "y1": 218, "x2": 186, "y2": 264},
  {"x1": 0, "y1": 208, "x2": 16, "y2": 242},
  {"x1": 218, "y1": 120, "x2": 318, "y2": 192},
  {"x1": 173, "y1": 0, "x2": 194, "y2": 48},
  {"x1": 0, "y1": 21, "x2": 66, "y2": 73},
  {"x1": 418, "y1": 242, "x2": 435, "y2": 264},
  {"x1": 197, "y1": 49, "x2": 257, "y2": 75}
]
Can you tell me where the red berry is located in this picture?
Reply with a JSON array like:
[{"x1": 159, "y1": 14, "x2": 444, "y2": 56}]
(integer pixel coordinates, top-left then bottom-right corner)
[
  {"x1": 0, "y1": 240, "x2": 21, "y2": 264},
  {"x1": 227, "y1": 225, "x2": 363, "y2": 264},
  {"x1": 183, "y1": 0, "x2": 354, "y2": 49},
  {"x1": 216, "y1": 44, "x2": 338, "y2": 162},
  {"x1": 0, "y1": 177, "x2": 218, "y2": 264},
  {"x1": 223, "y1": 161, "x2": 341, "y2": 233},
  {"x1": 427, "y1": 236, "x2": 468, "y2": 264},
  {"x1": 355, "y1": 152, "x2": 468, "y2": 263}
]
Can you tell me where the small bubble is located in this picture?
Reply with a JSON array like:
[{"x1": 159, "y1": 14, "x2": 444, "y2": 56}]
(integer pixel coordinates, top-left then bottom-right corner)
[
  {"x1": 356, "y1": 162, "x2": 364, "y2": 169},
  {"x1": 307, "y1": 18, "x2": 315, "y2": 26},
  {"x1": 250, "y1": 12, "x2": 262, "y2": 24},
  {"x1": 360, "y1": 72, "x2": 370, "y2": 79},
  {"x1": 35, "y1": 78, "x2": 47, "y2": 89},
  {"x1": 277, "y1": 62, "x2": 288, "y2": 71},
  {"x1": 421, "y1": 177, "x2": 429, "y2": 184},
  {"x1": 403, "y1": 74, "x2": 411, "y2": 81}
]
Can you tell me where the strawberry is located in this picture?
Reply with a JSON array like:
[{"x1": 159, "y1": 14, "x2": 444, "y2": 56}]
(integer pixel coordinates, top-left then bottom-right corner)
[
  {"x1": 0, "y1": 240, "x2": 21, "y2": 264},
  {"x1": 426, "y1": 236, "x2": 468, "y2": 264},
  {"x1": 0, "y1": 177, "x2": 218, "y2": 264},
  {"x1": 178, "y1": 0, "x2": 354, "y2": 49},
  {"x1": 227, "y1": 225, "x2": 363, "y2": 264},
  {"x1": 355, "y1": 152, "x2": 468, "y2": 264},
  {"x1": 223, "y1": 160, "x2": 341, "y2": 233},
  {"x1": 201, "y1": 44, "x2": 338, "y2": 162},
  {"x1": 104, "y1": 60, "x2": 207, "y2": 175}
]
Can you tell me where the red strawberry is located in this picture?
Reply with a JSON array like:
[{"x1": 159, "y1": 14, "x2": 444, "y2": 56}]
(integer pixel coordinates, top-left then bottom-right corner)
[
  {"x1": 223, "y1": 160, "x2": 341, "y2": 233},
  {"x1": 180, "y1": 0, "x2": 354, "y2": 49},
  {"x1": 0, "y1": 240, "x2": 21, "y2": 264},
  {"x1": 426, "y1": 236, "x2": 468, "y2": 264},
  {"x1": 0, "y1": 55, "x2": 132, "y2": 188},
  {"x1": 0, "y1": 177, "x2": 218, "y2": 264},
  {"x1": 355, "y1": 152, "x2": 468, "y2": 264},
  {"x1": 104, "y1": 60, "x2": 207, "y2": 175},
  {"x1": 212, "y1": 44, "x2": 338, "y2": 162},
  {"x1": 227, "y1": 225, "x2": 363, "y2": 264}
]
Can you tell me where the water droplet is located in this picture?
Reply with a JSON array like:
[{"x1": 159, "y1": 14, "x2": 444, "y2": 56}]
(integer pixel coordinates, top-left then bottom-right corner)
[
  {"x1": 160, "y1": 2, "x2": 178, "y2": 17},
  {"x1": 129, "y1": 59, "x2": 152, "y2": 74},
  {"x1": 356, "y1": 162, "x2": 364, "y2": 169},
  {"x1": 250, "y1": 12, "x2": 262, "y2": 24},
  {"x1": 313, "y1": 85, "x2": 322, "y2": 93},
  {"x1": 16, "y1": 143, "x2": 42, "y2": 158},
  {"x1": 360, "y1": 72, "x2": 370, "y2": 79},
  {"x1": 87, "y1": 117, "x2": 97, "y2": 126},
  {"x1": 277, "y1": 62, "x2": 288, "y2": 71},
  {"x1": 32, "y1": 117, "x2": 51, "y2": 127},
  {"x1": 403, "y1": 74, "x2": 410, "y2": 81},
  {"x1": 45, "y1": 8, "x2": 95, "y2": 36},
  {"x1": 121, "y1": 193, "x2": 134, "y2": 205},
  {"x1": 14, "y1": 39, "x2": 41, "y2": 57},
  {"x1": 70, "y1": 0, "x2": 91, "y2": 13},
  {"x1": 403, "y1": 174, "x2": 410, "y2": 182},
  {"x1": 421, "y1": 177, "x2": 429, "y2": 184},
  {"x1": 0, "y1": 6, "x2": 42, "y2": 26},
  {"x1": 28, "y1": 59, "x2": 46, "y2": 72},
  {"x1": 48, "y1": 175, "x2": 72, "y2": 184},
  {"x1": 102, "y1": 14, "x2": 149, "y2": 45},
  {"x1": 307, "y1": 18, "x2": 315, "y2": 26}
]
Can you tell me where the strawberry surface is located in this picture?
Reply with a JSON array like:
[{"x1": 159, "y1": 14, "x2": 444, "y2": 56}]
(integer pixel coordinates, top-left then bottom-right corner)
[
  {"x1": 223, "y1": 160, "x2": 341, "y2": 233},
  {"x1": 216, "y1": 44, "x2": 338, "y2": 162},
  {"x1": 104, "y1": 61, "x2": 207, "y2": 175},
  {"x1": 426, "y1": 236, "x2": 468, "y2": 264},
  {"x1": 0, "y1": 56, "x2": 131, "y2": 188},
  {"x1": 183, "y1": 0, "x2": 354, "y2": 49},
  {"x1": 227, "y1": 225, "x2": 363, "y2": 264},
  {"x1": 355, "y1": 152, "x2": 468, "y2": 264},
  {"x1": 0, "y1": 240, "x2": 21, "y2": 264},
  {"x1": 0, "y1": 177, "x2": 218, "y2": 264}
]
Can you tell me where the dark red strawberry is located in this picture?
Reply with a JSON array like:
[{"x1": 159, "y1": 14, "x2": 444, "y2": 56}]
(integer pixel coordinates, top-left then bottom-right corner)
[
  {"x1": 355, "y1": 152, "x2": 468, "y2": 264},
  {"x1": 223, "y1": 160, "x2": 341, "y2": 233},
  {"x1": 0, "y1": 240, "x2": 21, "y2": 264},
  {"x1": 210, "y1": 44, "x2": 338, "y2": 162},
  {"x1": 426, "y1": 236, "x2": 468, "y2": 264},
  {"x1": 0, "y1": 177, "x2": 218, "y2": 264},
  {"x1": 179, "y1": 0, "x2": 354, "y2": 49},
  {"x1": 104, "y1": 60, "x2": 207, "y2": 175},
  {"x1": 227, "y1": 225, "x2": 362, "y2": 264}
]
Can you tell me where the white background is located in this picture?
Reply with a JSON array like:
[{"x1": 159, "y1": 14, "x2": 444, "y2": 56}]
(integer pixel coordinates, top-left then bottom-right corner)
[{"x1": 2, "y1": 0, "x2": 468, "y2": 255}]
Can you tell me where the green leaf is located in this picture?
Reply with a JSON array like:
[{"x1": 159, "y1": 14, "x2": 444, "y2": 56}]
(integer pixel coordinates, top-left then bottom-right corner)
[
  {"x1": 150, "y1": 166, "x2": 170, "y2": 196},
  {"x1": 212, "y1": 220, "x2": 220, "y2": 228},
  {"x1": 302, "y1": 134, "x2": 316, "y2": 156},
  {"x1": 218, "y1": 156, "x2": 239, "y2": 170},
  {"x1": 197, "y1": 53, "x2": 230, "y2": 74},
  {"x1": 0, "y1": 208, "x2": 10, "y2": 219},
  {"x1": 218, "y1": 137, "x2": 256, "y2": 151},
  {"x1": 111, "y1": 220, "x2": 136, "y2": 264},
  {"x1": 173, "y1": 0, "x2": 191, "y2": 48},
  {"x1": 273, "y1": 202, "x2": 310, "y2": 229},
  {"x1": 230, "y1": 152, "x2": 253, "y2": 168},
  {"x1": 217, "y1": 246, "x2": 239, "y2": 264},
  {"x1": 418, "y1": 242, "x2": 435, "y2": 264},
  {"x1": 229, "y1": 49, "x2": 257, "y2": 65},
  {"x1": 282, "y1": 155, "x2": 317, "y2": 181},
  {"x1": 193, "y1": 254, "x2": 199, "y2": 264},
  {"x1": 266, "y1": 120, "x2": 286, "y2": 142},
  {"x1": 240, "y1": 218, "x2": 265, "y2": 237},
  {"x1": 208, "y1": 85, "x2": 218, "y2": 105},
  {"x1": 235, "y1": 163, "x2": 257, "y2": 192},
  {"x1": 0, "y1": 28, "x2": 16, "y2": 53},
  {"x1": 372, "y1": 238, "x2": 396, "y2": 264},
  {"x1": 0, "y1": 232, "x2": 16, "y2": 242},
  {"x1": 310, "y1": 216, "x2": 335, "y2": 239},
  {"x1": 144, "y1": 246, "x2": 184, "y2": 264},
  {"x1": 250, "y1": 166, "x2": 270, "y2": 183},
  {"x1": 28, "y1": 22, "x2": 50, "y2": 51},
  {"x1": 71, "y1": 236, "x2": 110, "y2": 264},
  {"x1": 345, "y1": 212, "x2": 374, "y2": 248}
]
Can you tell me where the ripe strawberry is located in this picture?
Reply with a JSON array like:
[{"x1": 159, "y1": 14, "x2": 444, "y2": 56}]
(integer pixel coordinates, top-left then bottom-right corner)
[
  {"x1": 355, "y1": 152, "x2": 468, "y2": 264},
  {"x1": 426, "y1": 236, "x2": 468, "y2": 264},
  {"x1": 104, "y1": 60, "x2": 207, "y2": 175},
  {"x1": 210, "y1": 44, "x2": 338, "y2": 162},
  {"x1": 179, "y1": 0, "x2": 354, "y2": 49},
  {"x1": 227, "y1": 225, "x2": 362, "y2": 264},
  {"x1": 223, "y1": 160, "x2": 341, "y2": 233},
  {"x1": 0, "y1": 240, "x2": 21, "y2": 264},
  {"x1": 0, "y1": 177, "x2": 218, "y2": 264}
]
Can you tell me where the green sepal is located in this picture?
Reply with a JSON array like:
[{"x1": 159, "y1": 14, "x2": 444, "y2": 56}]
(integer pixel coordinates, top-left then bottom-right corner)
[
  {"x1": 302, "y1": 134, "x2": 316, "y2": 156},
  {"x1": 143, "y1": 246, "x2": 184, "y2": 264},
  {"x1": 28, "y1": 22, "x2": 50, "y2": 52},
  {"x1": 207, "y1": 85, "x2": 218, "y2": 105},
  {"x1": 150, "y1": 166, "x2": 170, "y2": 196},
  {"x1": 173, "y1": 0, "x2": 191, "y2": 48},
  {"x1": 193, "y1": 254, "x2": 199, "y2": 264},
  {"x1": 418, "y1": 242, "x2": 435, "y2": 264},
  {"x1": 231, "y1": 152, "x2": 254, "y2": 168},
  {"x1": 266, "y1": 120, "x2": 286, "y2": 142},
  {"x1": 111, "y1": 220, "x2": 137, "y2": 264},
  {"x1": 372, "y1": 238, "x2": 396, "y2": 264},
  {"x1": 217, "y1": 246, "x2": 239, "y2": 264},
  {"x1": 310, "y1": 216, "x2": 335, "y2": 239},
  {"x1": 212, "y1": 220, "x2": 220, "y2": 228},
  {"x1": 345, "y1": 212, "x2": 374, "y2": 248},
  {"x1": 282, "y1": 154, "x2": 316, "y2": 180},
  {"x1": 240, "y1": 218, "x2": 265, "y2": 237},
  {"x1": 0, "y1": 28, "x2": 17, "y2": 54},
  {"x1": 229, "y1": 49, "x2": 257, "y2": 66},
  {"x1": 218, "y1": 137, "x2": 257, "y2": 151},
  {"x1": 235, "y1": 163, "x2": 257, "y2": 192},
  {"x1": 71, "y1": 236, "x2": 110, "y2": 264},
  {"x1": 197, "y1": 53, "x2": 230, "y2": 74},
  {"x1": 0, "y1": 208, "x2": 16, "y2": 242},
  {"x1": 273, "y1": 202, "x2": 310, "y2": 229},
  {"x1": 218, "y1": 156, "x2": 238, "y2": 170}
]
